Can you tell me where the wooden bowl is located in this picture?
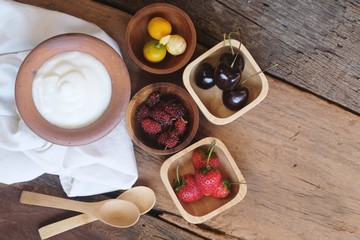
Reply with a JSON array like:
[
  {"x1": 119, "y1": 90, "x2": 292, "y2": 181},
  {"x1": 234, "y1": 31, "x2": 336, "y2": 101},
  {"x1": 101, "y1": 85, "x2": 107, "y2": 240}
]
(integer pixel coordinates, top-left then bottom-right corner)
[
  {"x1": 125, "y1": 3, "x2": 196, "y2": 74},
  {"x1": 160, "y1": 137, "x2": 247, "y2": 224},
  {"x1": 126, "y1": 82, "x2": 199, "y2": 155},
  {"x1": 15, "y1": 33, "x2": 131, "y2": 146},
  {"x1": 183, "y1": 39, "x2": 269, "y2": 125}
]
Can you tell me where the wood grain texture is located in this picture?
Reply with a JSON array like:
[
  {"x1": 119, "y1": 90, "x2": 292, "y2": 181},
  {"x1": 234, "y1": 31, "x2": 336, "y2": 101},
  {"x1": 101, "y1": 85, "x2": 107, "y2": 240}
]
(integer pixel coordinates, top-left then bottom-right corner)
[
  {"x1": 98, "y1": 0, "x2": 360, "y2": 114},
  {"x1": 2, "y1": 0, "x2": 360, "y2": 239}
]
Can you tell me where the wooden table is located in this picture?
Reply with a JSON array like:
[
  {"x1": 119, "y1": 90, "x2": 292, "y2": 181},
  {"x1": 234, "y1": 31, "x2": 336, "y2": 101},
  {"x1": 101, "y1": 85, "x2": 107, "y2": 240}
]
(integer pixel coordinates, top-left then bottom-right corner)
[{"x1": 1, "y1": 1, "x2": 359, "y2": 239}]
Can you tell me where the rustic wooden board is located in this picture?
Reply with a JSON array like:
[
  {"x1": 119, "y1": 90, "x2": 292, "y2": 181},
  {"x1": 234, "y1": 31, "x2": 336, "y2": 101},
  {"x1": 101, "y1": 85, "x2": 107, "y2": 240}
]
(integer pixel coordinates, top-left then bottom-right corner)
[
  {"x1": 2, "y1": 0, "x2": 360, "y2": 239},
  {"x1": 98, "y1": 0, "x2": 360, "y2": 114}
]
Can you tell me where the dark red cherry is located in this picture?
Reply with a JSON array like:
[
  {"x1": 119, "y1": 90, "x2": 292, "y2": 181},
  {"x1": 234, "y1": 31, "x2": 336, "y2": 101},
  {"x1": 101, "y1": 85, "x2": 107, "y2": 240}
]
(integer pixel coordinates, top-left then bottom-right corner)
[
  {"x1": 222, "y1": 86, "x2": 249, "y2": 111},
  {"x1": 219, "y1": 52, "x2": 245, "y2": 72},
  {"x1": 214, "y1": 62, "x2": 241, "y2": 90},
  {"x1": 195, "y1": 62, "x2": 215, "y2": 89}
]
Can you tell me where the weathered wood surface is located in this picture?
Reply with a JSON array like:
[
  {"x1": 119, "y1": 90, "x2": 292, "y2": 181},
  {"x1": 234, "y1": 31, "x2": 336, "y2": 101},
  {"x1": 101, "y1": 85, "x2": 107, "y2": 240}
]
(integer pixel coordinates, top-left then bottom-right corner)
[
  {"x1": 98, "y1": 0, "x2": 360, "y2": 115},
  {"x1": 1, "y1": 0, "x2": 359, "y2": 239}
]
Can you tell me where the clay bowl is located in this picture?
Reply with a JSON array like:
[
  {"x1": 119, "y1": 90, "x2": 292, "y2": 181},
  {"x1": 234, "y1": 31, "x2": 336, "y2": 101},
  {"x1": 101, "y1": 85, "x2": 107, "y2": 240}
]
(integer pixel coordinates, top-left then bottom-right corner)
[
  {"x1": 15, "y1": 33, "x2": 131, "y2": 146},
  {"x1": 125, "y1": 3, "x2": 197, "y2": 74},
  {"x1": 183, "y1": 39, "x2": 269, "y2": 125},
  {"x1": 126, "y1": 82, "x2": 199, "y2": 155},
  {"x1": 160, "y1": 137, "x2": 247, "y2": 224}
]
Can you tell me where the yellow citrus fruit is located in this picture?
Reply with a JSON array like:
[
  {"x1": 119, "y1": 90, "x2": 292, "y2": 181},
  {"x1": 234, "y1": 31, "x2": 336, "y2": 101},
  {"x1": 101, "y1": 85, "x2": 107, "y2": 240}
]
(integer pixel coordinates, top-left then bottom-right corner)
[
  {"x1": 148, "y1": 17, "x2": 172, "y2": 40},
  {"x1": 159, "y1": 34, "x2": 187, "y2": 56},
  {"x1": 143, "y1": 40, "x2": 166, "y2": 63}
]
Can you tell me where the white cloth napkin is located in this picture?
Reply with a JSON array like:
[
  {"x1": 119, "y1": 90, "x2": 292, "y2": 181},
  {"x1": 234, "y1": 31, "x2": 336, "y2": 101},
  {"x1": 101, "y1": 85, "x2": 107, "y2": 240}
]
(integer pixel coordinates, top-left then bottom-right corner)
[{"x1": 0, "y1": 0, "x2": 138, "y2": 197}]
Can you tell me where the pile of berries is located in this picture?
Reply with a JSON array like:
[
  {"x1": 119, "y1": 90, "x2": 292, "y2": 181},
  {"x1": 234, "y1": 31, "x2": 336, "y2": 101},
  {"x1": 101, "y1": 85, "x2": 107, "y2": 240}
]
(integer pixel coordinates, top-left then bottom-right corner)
[
  {"x1": 136, "y1": 91, "x2": 188, "y2": 149},
  {"x1": 174, "y1": 141, "x2": 244, "y2": 203}
]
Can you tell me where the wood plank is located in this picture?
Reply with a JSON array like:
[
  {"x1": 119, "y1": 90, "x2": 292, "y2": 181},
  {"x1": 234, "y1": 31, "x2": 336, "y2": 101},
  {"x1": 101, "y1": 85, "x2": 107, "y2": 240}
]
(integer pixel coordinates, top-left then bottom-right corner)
[
  {"x1": 2, "y1": 1, "x2": 360, "y2": 239},
  {"x1": 97, "y1": 0, "x2": 360, "y2": 114}
]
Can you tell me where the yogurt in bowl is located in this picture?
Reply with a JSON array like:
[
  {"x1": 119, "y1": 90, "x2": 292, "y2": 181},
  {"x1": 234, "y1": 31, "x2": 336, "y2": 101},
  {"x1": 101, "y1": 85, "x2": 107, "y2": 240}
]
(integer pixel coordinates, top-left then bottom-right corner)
[
  {"x1": 15, "y1": 33, "x2": 131, "y2": 146},
  {"x1": 32, "y1": 51, "x2": 112, "y2": 129}
]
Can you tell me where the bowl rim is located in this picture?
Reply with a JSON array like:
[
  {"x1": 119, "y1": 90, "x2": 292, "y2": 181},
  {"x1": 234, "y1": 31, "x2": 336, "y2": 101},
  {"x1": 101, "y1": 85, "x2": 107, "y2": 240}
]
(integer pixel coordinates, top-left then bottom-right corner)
[
  {"x1": 125, "y1": 82, "x2": 199, "y2": 155},
  {"x1": 125, "y1": 3, "x2": 197, "y2": 74},
  {"x1": 183, "y1": 39, "x2": 269, "y2": 125},
  {"x1": 160, "y1": 137, "x2": 247, "y2": 223},
  {"x1": 15, "y1": 33, "x2": 131, "y2": 146}
]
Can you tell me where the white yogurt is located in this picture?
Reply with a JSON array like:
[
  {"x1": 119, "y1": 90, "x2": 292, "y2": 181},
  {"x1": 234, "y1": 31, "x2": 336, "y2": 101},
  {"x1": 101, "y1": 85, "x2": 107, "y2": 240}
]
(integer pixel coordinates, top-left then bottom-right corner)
[{"x1": 32, "y1": 51, "x2": 112, "y2": 129}]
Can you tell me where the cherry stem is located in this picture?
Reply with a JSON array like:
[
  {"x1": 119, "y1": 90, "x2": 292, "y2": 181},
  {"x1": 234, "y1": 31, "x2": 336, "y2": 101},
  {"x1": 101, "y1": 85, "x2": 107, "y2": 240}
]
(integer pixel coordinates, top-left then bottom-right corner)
[
  {"x1": 229, "y1": 28, "x2": 243, "y2": 68},
  {"x1": 240, "y1": 63, "x2": 279, "y2": 85}
]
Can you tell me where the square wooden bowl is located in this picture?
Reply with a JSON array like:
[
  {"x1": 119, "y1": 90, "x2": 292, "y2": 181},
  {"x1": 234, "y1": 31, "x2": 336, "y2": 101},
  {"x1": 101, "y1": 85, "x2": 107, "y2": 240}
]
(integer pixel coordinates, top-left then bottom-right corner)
[
  {"x1": 183, "y1": 39, "x2": 269, "y2": 125},
  {"x1": 160, "y1": 137, "x2": 247, "y2": 224}
]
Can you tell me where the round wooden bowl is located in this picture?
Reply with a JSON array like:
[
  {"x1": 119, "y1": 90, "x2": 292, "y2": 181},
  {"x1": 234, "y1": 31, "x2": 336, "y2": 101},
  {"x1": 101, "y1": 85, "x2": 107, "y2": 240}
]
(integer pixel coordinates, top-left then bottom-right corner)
[
  {"x1": 15, "y1": 33, "x2": 131, "y2": 146},
  {"x1": 126, "y1": 82, "x2": 199, "y2": 155},
  {"x1": 125, "y1": 3, "x2": 197, "y2": 74}
]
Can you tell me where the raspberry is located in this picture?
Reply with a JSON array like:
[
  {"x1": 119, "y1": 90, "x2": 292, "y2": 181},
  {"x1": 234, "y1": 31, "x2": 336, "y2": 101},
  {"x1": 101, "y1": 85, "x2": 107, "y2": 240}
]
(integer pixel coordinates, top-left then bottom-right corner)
[
  {"x1": 140, "y1": 118, "x2": 162, "y2": 135},
  {"x1": 151, "y1": 110, "x2": 172, "y2": 126},
  {"x1": 146, "y1": 91, "x2": 161, "y2": 107},
  {"x1": 135, "y1": 105, "x2": 150, "y2": 121},
  {"x1": 157, "y1": 132, "x2": 168, "y2": 145},
  {"x1": 164, "y1": 102, "x2": 186, "y2": 118},
  {"x1": 174, "y1": 118, "x2": 187, "y2": 136},
  {"x1": 165, "y1": 131, "x2": 179, "y2": 149}
]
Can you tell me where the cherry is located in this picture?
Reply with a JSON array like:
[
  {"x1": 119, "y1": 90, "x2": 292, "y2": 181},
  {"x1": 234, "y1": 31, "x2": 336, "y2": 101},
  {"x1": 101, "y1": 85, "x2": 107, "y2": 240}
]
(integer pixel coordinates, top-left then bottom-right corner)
[
  {"x1": 219, "y1": 52, "x2": 245, "y2": 72},
  {"x1": 213, "y1": 61, "x2": 241, "y2": 90},
  {"x1": 222, "y1": 86, "x2": 249, "y2": 111},
  {"x1": 195, "y1": 62, "x2": 215, "y2": 89}
]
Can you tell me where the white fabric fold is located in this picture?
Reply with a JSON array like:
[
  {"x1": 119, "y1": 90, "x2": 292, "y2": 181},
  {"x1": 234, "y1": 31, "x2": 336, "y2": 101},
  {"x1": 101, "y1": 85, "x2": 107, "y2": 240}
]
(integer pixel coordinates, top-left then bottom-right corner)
[{"x1": 0, "y1": 0, "x2": 138, "y2": 197}]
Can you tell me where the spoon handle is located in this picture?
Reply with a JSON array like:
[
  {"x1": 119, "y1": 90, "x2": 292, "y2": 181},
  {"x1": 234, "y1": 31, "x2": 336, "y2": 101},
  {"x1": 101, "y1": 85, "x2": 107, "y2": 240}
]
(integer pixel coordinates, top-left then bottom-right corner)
[
  {"x1": 38, "y1": 214, "x2": 95, "y2": 240},
  {"x1": 20, "y1": 191, "x2": 97, "y2": 215}
]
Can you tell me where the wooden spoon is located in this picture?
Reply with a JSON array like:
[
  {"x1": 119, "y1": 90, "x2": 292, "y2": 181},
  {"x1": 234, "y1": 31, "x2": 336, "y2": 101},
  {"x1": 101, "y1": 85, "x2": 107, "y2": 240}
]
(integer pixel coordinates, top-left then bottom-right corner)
[
  {"x1": 37, "y1": 186, "x2": 156, "y2": 239},
  {"x1": 20, "y1": 191, "x2": 140, "y2": 229}
]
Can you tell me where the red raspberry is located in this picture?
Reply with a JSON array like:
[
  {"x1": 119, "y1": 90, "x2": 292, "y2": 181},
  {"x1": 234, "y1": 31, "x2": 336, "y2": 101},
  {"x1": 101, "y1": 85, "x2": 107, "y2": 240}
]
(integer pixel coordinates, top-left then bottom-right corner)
[
  {"x1": 140, "y1": 118, "x2": 162, "y2": 135},
  {"x1": 157, "y1": 132, "x2": 168, "y2": 145},
  {"x1": 165, "y1": 132, "x2": 179, "y2": 149},
  {"x1": 146, "y1": 91, "x2": 161, "y2": 107},
  {"x1": 173, "y1": 118, "x2": 187, "y2": 136},
  {"x1": 164, "y1": 102, "x2": 186, "y2": 118},
  {"x1": 135, "y1": 105, "x2": 150, "y2": 121},
  {"x1": 151, "y1": 110, "x2": 172, "y2": 126}
]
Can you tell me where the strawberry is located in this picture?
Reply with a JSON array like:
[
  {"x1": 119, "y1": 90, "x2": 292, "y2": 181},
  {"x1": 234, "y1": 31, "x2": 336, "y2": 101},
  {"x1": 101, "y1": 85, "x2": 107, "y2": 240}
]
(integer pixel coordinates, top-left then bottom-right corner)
[
  {"x1": 174, "y1": 167, "x2": 204, "y2": 203},
  {"x1": 140, "y1": 118, "x2": 162, "y2": 135},
  {"x1": 191, "y1": 141, "x2": 220, "y2": 170},
  {"x1": 211, "y1": 178, "x2": 232, "y2": 198},
  {"x1": 195, "y1": 167, "x2": 222, "y2": 196}
]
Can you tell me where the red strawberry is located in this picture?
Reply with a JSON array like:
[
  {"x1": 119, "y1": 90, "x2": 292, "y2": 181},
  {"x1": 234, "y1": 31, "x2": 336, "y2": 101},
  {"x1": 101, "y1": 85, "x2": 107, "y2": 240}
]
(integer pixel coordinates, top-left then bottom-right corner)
[
  {"x1": 140, "y1": 118, "x2": 162, "y2": 135},
  {"x1": 173, "y1": 118, "x2": 187, "y2": 136},
  {"x1": 192, "y1": 141, "x2": 220, "y2": 170},
  {"x1": 174, "y1": 167, "x2": 204, "y2": 203},
  {"x1": 211, "y1": 178, "x2": 232, "y2": 198},
  {"x1": 195, "y1": 167, "x2": 222, "y2": 196}
]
